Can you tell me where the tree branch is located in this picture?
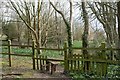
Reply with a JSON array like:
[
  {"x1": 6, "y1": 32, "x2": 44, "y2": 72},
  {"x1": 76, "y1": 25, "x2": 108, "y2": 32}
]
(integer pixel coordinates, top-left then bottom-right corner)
[
  {"x1": 9, "y1": 0, "x2": 39, "y2": 43},
  {"x1": 88, "y1": 3, "x2": 105, "y2": 26},
  {"x1": 50, "y1": 1, "x2": 69, "y2": 27}
]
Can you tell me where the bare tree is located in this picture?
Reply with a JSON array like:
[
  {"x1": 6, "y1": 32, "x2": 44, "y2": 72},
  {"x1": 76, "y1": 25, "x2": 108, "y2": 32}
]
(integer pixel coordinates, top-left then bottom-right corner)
[
  {"x1": 88, "y1": 2, "x2": 118, "y2": 60},
  {"x1": 9, "y1": 0, "x2": 42, "y2": 54},
  {"x1": 50, "y1": 0, "x2": 73, "y2": 56},
  {"x1": 89, "y1": 2, "x2": 118, "y2": 47}
]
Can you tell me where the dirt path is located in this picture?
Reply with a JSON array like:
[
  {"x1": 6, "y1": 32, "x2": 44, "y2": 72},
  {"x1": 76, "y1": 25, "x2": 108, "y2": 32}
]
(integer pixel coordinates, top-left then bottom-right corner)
[{"x1": 1, "y1": 56, "x2": 71, "y2": 79}]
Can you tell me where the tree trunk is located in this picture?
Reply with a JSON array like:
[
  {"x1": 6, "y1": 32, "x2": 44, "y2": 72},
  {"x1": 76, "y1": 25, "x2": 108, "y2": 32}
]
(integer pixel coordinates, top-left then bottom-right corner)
[
  {"x1": 117, "y1": 1, "x2": 120, "y2": 61},
  {"x1": 82, "y1": 2, "x2": 89, "y2": 72},
  {"x1": 36, "y1": 0, "x2": 43, "y2": 54},
  {"x1": 70, "y1": 0, "x2": 73, "y2": 43}
]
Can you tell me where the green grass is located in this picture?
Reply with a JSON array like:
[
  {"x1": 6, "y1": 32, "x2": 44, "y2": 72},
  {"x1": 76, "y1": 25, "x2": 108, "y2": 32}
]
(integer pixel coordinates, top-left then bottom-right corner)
[
  {"x1": 41, "y1": 50, "x2": 63, "y2": 59},
  {"x1": 73, "y1": 40, "x2": 82, "y2": 47},
  {"x1": 2, "y1": 46, "x2": 32, "y2": 54},
  {"x1": 2, "y1": 46, "x2": 63, "y2": 59},
  {"x1": 1, "y1": 47, "x2": 32, "y2": 58},
  {"x1": 2, "y1": 46, "x2": 8, "y2": 53},
  {"x1": 1, "y1": 40, "x2": 81, "y2": 58},
  {"x1": 1, "y1": 40, "x2": 82, "y2": 58},
  {"x1": 12, "y1": 48, "x2": 32, "y2": 54}
]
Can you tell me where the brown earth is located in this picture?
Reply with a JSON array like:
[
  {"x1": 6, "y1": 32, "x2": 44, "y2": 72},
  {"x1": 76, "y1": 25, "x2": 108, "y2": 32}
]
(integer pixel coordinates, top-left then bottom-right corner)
[{"x1": 1, "y1": 56, "x2": 71, "y2": 79}]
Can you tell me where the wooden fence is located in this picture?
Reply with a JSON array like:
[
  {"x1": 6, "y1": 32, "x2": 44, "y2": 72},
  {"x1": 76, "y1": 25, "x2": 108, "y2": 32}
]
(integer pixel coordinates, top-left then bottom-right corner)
[
  {"x1": 1, "y1": 40, "x2": 120, "y2": 76},
  {"x1": 64, "y1": 43, "x2": 120, "y2": 76}
]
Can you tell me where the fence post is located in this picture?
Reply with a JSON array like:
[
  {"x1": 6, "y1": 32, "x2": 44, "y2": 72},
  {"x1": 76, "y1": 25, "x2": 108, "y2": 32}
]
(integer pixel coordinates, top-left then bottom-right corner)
[
  {"x1": 32, "y1": 40, "x2": 36, "y2": 70},
  {"x1": 101, "y1": 43, "x2": 107, "y2": 76},
  {"x1": 97, "y1": 43, "x2": 107, "y2": 77},
  {"x1": 8, "y1": 40, "x2": 12, "y2": 67},
  {"x1": 64, "y1": 42, "x2": 68, "y2": 73}
]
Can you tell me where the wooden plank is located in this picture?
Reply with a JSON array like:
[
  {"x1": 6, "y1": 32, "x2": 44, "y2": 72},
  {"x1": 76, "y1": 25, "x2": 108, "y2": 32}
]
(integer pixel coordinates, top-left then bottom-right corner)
[
  {"x1": 36, "y1": 54, "x2": 39, "y2": 70},
  {"x1": 32, "y1": 40, "x2": 35, "y2": 70},
  {"x1": 46, "y1": 60, "x2": 50, "y2": 71},
  {"x1": 45, "y1": 56, "x2": 48, "y2": 71},
  {"x1": 42, "y1": 56, "x2": 45, "y2": 65},
  {"x1": 48, "y1": 61, "x2": 60, "y2": 64},
  {"x1": 70, "y1": 54, "x2": 73, "y2": 71},
  {"x1": 67, "y1": 47, "x2": 120, "y2": 51},
  {"x1": 39, "y1": 55, "x2": 42, "y2": 70},
  {"x1": 66, "y1": 58, "x2": 119, "y2": 64},
  {"x1": 33, "y1": 58, "x2": 64, "y2": 62},
  {"x1": 35, "y1": 48, "x2": 64, "y2": 51},
  {"x1": 70, "y1": 60, "x2": 73, "y2": 71},
  {"x1": 68, "y1": 60, "x2": 70, "y2": 71},
  {"x1": 77, "y1": 54, "x2": 80, "y2": 71},
  {"x1": 74, "y1": 54, "x2": 77, "y2": 71}
]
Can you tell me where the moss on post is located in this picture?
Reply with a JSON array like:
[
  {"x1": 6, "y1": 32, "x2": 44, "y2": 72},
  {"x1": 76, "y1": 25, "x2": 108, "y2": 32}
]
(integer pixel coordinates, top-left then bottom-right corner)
[
  {"x1": 96, "y1": 42, "x2": 107, "y2": 77},
  {"x1": 64, "y1": 42, "x2": 68, "y2": 73}
]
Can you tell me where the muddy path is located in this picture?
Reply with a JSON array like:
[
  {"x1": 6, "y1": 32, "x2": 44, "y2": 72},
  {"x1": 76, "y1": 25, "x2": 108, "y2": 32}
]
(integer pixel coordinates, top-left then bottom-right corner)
[{"x1": 1, "y1": 56, "x2": 71, "y2": 79}]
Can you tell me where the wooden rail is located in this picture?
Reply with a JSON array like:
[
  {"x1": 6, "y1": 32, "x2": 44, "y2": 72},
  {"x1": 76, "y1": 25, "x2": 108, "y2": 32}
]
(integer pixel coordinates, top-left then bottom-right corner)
[
  {"x1": 66, "y1": 58, "x2": 119, "y2": 64},
  {"x1": 69, "y1": 47, "x2": 120, "y2": 51},
  {"x1": 37, "y1": 48, "x2": 64, "y2": 51},
  {"x1": 2, "y1": 45, "x2": 120, "y2": 51},
  {"x1": 33, "y1": 58, "x2": 64, "y2": 62}
]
